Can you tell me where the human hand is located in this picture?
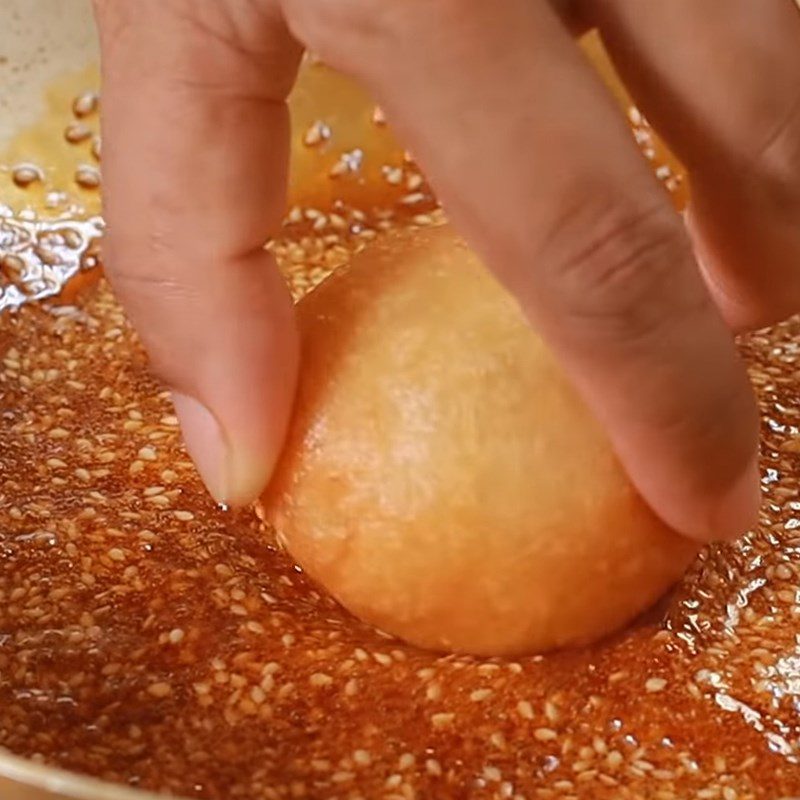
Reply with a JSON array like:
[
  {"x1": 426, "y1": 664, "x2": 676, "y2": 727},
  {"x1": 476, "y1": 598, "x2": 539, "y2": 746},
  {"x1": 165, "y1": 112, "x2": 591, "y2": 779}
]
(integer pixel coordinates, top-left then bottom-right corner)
[{"x1": 92, "y1": 0, "x2": 800, "y2": 541}]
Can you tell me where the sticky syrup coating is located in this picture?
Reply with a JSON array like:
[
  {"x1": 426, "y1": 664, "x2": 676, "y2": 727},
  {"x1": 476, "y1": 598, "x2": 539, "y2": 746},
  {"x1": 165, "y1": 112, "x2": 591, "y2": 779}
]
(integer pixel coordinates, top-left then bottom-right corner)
[{"x1": 260, "y1": 224, "x2": 698, "y2": 656}]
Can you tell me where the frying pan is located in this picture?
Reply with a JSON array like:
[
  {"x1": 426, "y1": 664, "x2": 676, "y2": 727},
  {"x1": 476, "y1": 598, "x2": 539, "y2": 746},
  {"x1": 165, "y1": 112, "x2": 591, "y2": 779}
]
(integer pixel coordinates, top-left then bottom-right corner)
[{"x1": 0, "y1": 3, "x2": 163, "y2": 797}]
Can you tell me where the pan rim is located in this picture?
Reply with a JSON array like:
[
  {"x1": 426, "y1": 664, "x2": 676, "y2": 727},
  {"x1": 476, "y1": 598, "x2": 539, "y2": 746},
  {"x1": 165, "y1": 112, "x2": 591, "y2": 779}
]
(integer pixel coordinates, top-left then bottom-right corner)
[{"x1": 0, "y1": 748, "x2": 189, "y2": 800}]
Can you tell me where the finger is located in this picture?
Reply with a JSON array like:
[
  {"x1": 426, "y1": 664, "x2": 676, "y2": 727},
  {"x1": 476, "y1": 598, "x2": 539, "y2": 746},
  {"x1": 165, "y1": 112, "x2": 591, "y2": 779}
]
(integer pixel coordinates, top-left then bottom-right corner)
[
  {"x1": 93, "y1": 0, "x2": 303, "y2": 506},
  {"x1": 282, "y1": 0, "x2": 760, "y2": 541},
  {"x1": 587, "y1": 0, "x2": 800, "y2": 330}
]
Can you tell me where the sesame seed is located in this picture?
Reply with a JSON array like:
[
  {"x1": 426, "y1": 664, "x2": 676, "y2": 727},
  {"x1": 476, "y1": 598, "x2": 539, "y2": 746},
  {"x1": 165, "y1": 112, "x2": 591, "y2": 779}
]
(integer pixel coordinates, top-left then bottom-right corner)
[
  {"x1": 544, "y1": 699, "x2": 560, "y2": 723},
  {"x1": 606, "y1": 751, "x2": 624, "y2": 770},
  {"x1": 64, "y1": 122, "x2": 93, "y2": 144},
  {"x1": 249, "y1": 686, "x2": 267, "y2": 705},
  {"x1": 426, "y1": 683, "x2": 442, "y2": 701},
  {"x1": 72, "y1": 91, "x2": 99, "y2": 117},
  {"x1": 517, "y1": 700, "x2": 534, "y2": 719},
  {"x1": 400, "y1": 192, "x2": 426, "y2": 205},
  {"x1": 75, "y1": 165, "x2": 101, "y2": 189},
  {"x1": 652, "y1": 769, "x2": 676, "y2": 781},
  {"x1": 372, "y1": 106, "x2": 386, "y2": 125},
  {"x1": 646, "y1": 677, "x2": 668, "y2": 693},
  {"x1": 12, "y1": 163, "x2": 44, "y2": 188},
  {"x1": 425, "y1": 759, "x2": 442, "y2": 776},
  {"x1": 147, "y1": 682, "x2": 172, "y2": 698},
  {"x1": 303, "y1": 120, "x2": 330, "y2": 147},
  {"x1": 490, "y1": 732, "x2": 506, "y2": 749},
  {"x1": 383, "y1": 166, "x2": 404, "y2": 186},
  {"x1": 534, "y1": 728, "x2": 558, "y2": 742},
  {"x1": 398, "y1": 753, "x2": 415, "y2": 770}
]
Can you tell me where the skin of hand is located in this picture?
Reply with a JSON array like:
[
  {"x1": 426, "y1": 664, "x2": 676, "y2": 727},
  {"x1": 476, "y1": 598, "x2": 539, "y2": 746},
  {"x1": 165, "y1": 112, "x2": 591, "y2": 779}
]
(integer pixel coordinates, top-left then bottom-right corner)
[{"x1": 91, "y1": 0, "x2": 800, "y2": 542}]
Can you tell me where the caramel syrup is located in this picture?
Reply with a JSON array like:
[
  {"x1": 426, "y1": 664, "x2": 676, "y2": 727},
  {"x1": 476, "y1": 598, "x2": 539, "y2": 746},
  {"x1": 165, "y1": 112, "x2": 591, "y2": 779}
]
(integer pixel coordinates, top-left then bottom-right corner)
[{"x1": 0, "y1": 42, "x2": 796, "y2": 800}]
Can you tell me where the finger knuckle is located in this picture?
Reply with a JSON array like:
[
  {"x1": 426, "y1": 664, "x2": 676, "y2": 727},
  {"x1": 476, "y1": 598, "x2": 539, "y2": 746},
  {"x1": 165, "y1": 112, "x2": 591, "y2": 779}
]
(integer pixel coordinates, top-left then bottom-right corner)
[
  {"x1": 750, "y1": 88, "x2": 800, "y2": 180},
  {"x1": 536, "y1": 192, "x2": 704, "y2": 347},
  {"x1": 280, "y1": 0, "x2": 382, "y2": 67},
  {"x1": 282, "y1": 0, "x2": 460, "y2": 73},
  {"x1": 104, "y1": 246, "x2": 201, "y2": 381}
]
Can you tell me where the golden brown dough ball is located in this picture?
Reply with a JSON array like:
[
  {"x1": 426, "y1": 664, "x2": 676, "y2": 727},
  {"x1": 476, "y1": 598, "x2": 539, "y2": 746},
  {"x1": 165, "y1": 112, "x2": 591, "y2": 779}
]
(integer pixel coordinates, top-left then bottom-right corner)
[{"x1": 260, "y1": 225, "x2": 698, "y2": 656}]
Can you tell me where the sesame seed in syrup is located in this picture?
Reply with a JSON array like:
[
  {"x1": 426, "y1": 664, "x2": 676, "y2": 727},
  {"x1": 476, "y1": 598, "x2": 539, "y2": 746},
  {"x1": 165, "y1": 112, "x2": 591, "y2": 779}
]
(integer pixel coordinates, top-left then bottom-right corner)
[
  {"x1": 11, "y1": 162, "x2": 44, "y2": 188},
  {"x1": 329, "y1": 148, "x2": 365, "y2": 178},
  {"x1": 303, "y1": 120, "x2": 331, "y2": 148},
  {"x1": 64, "y1": 122, "x2": 93, "y2": 144},
  {"x1": 74, "y1": 164, "x2": 101, "y2": 189},
  {"x1": 372, "y1": 105, "x2": 387, "y2": 126},
  {"x1": 72, "y1": 90, "x2": 99, "y2": 118}
]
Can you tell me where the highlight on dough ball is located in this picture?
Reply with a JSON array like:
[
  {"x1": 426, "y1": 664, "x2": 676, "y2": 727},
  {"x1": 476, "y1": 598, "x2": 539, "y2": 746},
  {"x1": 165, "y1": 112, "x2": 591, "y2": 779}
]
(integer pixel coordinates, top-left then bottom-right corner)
[{"x1": 259, "y1": 224, "x2": 699, "y2": 656}]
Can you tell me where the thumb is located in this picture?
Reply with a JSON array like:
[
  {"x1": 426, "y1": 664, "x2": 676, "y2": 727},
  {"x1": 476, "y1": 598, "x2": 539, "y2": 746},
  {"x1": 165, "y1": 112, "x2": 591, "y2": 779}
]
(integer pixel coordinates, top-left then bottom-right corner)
[{"x1": 94, "y1": 0, "x2": 302, "y2": 505}]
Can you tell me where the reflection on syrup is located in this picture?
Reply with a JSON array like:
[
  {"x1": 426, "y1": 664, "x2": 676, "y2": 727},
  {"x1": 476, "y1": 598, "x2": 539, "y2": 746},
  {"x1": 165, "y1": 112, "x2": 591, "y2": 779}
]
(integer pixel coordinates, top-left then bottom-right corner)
[
  {"x1": 0, "y1": 208, "x2": 102, "y2": 311},
  {"x1": 0, "y1": 35, "x2": 799, "y2": 800}
]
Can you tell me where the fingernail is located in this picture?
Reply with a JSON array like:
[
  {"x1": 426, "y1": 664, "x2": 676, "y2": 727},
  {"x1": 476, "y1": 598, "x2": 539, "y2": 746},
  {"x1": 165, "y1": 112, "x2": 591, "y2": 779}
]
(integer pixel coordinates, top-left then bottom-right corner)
[
  {"x1": 709, "y1": 450, "x2": 761, "y2": 542},
  {"x1": 171, "y1": 391, "x2": 272, "y2": 507},
  {"x1": 171, "y1": 392, "x2": 230, "y2": 504}
]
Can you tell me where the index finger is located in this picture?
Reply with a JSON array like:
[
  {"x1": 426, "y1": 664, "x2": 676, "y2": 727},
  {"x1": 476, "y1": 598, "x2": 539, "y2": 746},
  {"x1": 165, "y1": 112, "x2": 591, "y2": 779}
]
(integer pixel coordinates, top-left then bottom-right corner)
[
  {"x1": 93, "y1": 0, "x2": 302, "y2": 506},
  {"x1": 282, "y1": 0, "x2": 760, "y2": 541}
]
